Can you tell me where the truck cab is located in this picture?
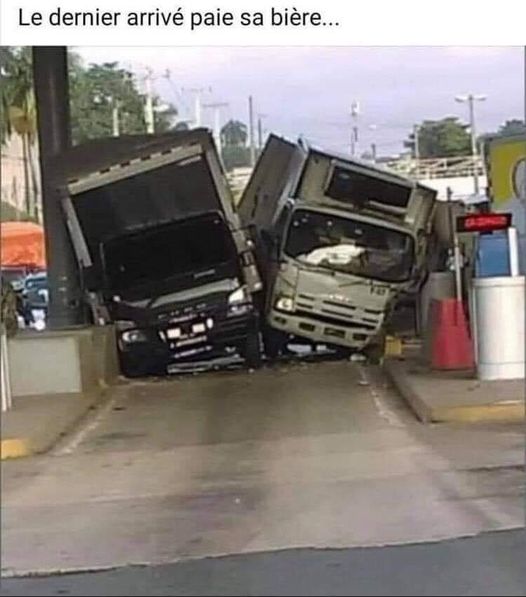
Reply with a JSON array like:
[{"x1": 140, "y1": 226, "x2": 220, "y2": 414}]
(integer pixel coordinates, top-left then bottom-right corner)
[
  {"x1": 238, "y1": 135, "x2": 437, "y2": 358},
  {"x1": 55, "y1": 129, "x2": 262, "y2": 376}
]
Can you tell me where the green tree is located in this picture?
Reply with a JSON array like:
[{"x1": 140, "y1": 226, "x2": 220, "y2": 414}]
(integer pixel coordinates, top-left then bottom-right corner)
[
  {"x1": 221, "y1": 119, "x2": 248, "y2": 147},
  {"x1": 405, "y1": 117, "x2": 472, "y2": 158},
  {"x1": 69, "y1": 57, "x2": 176, "y2": 144},
  {"x1": 495, "y1": 119, "x2": 526, "y2": 138},
  {"x1": 220, "y1": 119, "x2": 250, "y2": 171},
  {"x1": 0, "y1": 46, "x2": 39, "y2": 219}
]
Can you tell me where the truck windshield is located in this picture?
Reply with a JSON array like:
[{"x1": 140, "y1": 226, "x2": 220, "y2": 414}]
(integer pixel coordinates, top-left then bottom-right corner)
[
  {"x1": 102, "y1": 213, "x2": 238, "y2": 299},
  {"x1": 284, "y1": 209, "x2": 414, "y2": 283}
]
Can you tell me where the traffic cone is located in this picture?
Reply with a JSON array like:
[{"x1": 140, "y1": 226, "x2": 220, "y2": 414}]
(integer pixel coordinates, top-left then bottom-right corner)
[{"x1": 429, "y1": 298, "x2": 474, "y2": 370}]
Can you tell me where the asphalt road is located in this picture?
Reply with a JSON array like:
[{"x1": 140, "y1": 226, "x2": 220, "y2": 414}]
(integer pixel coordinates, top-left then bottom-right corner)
[{"x1": 1, "y1": 530, "x2": 525, "y2": 596}]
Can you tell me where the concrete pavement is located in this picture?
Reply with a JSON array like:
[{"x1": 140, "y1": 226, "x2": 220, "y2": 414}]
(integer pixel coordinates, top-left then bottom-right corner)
[
  {"x1": 1, "y1": 530, "x2": 525, "y2": 596},
  {"x1": 2, "y1": 359, "x2": 523, "y2": 577}
]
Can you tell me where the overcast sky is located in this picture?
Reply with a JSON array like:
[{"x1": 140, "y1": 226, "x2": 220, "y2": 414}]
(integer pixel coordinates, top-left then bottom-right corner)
[{"x1": 77, "y1": 46, "x2": 524, "y2": 157}]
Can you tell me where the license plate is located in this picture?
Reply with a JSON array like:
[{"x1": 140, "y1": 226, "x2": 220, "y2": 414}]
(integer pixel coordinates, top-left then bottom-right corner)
[
  {"x1": 177, "y1": 335, "x2": 207, "y2": 347},
  {"x1": 166, "y1": 327, "x2": 182, "y2": 339},
  {"x1": 192, "y1": 322, "x2": 206, "y2": 334}
]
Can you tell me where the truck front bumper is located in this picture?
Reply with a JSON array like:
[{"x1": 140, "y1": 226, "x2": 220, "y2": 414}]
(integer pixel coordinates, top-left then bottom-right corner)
[
  {"x1": 118, "y1": 308, "x2": 258, "y2": 371},
  {"x1": 268, "y1": 308, "x2": 381, "y2": 350}
]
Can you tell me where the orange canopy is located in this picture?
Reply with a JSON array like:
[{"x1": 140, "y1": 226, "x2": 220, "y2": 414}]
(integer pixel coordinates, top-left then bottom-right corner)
[{"x1": 0, "y1": 221, "x2": 46, "y2": 269}]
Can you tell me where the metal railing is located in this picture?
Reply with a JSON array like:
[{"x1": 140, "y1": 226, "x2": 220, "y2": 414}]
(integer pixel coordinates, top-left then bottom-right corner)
[{"x1": 384, "y1": 156, "x2": 485, "y2": 180}]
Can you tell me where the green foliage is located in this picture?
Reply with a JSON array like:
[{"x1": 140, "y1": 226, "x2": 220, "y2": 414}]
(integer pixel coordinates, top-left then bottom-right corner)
[
  {"x1": 496, "y1": 119, "x2": 526, "y2": 138},
  {"x1": 220, "y1": 119, "x2": 250, "y2": 171},
  {"x1": 1, "y1": 47, "x2": 35, "y2": 145},
  {"x1": 405, "y1": 117, "x2": 471, "y2": 158},
  {"x1": 0, "y1": 200, "x2": 35, "y2": 222},
  {"x1": 221, "y1": 119, "x2": 248, "y2": 147},
  {"x1": 69, "y1": 57, "x2": 175, "y2": 144}
]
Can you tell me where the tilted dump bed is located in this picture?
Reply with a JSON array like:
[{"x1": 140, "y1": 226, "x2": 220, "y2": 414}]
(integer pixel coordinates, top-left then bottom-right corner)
[{"x1": 53, "y1": 129, "x2": 239, "y2": 289}]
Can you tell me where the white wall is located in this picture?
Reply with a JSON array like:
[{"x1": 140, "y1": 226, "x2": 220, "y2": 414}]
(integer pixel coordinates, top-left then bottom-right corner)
[
  {"x1": 0, "y1": 135, "x2": 41, "y2": 219},
  {"x1": 420, "y1": 175, "x2": 488, "y2": 202}
]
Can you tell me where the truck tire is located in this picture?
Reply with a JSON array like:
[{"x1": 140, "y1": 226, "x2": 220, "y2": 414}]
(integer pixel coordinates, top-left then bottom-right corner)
[
  {"x1": 263, "y1": 327, "x2": 288, "y2": 360},
  {"x1": 333, "y1": 346, "x2": 354, "y2": 359},
  {"x1": 119, "y1": 353, "x2": 166, "y2": 378},
  {"x1": 241, "y1": 332, "x2": 263, "y2": 369}
]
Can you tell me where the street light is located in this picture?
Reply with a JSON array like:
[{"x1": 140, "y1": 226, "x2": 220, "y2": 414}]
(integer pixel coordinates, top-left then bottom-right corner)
[{"x1": 455, "y1": 93, "x2": 487, "y2": 195}]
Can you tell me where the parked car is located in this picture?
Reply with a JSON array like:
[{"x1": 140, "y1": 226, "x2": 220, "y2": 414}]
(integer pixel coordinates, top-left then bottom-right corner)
[{"x1": 23, "y1": 271, "x2": 48, "y2": 311}]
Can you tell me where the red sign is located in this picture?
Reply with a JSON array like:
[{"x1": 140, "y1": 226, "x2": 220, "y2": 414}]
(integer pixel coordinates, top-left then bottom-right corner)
[{"x1": 456, "y1": 213, "x2": 512, "y2": 233}]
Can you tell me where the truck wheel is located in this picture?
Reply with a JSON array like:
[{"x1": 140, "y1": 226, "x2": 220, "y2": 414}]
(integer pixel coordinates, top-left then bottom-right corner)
[
  {"x1": 333, "y1": 346, "x2": 354, "y2": 359},
  {"x1": 119, "y1": 353, "x2": 166, "y2": 378},
  {"x1": 263, "y1": 328, "x2": 287, "y2": 360},
  {"x1": 241, "y1": 332, "x2": 262, "y2": 369}
]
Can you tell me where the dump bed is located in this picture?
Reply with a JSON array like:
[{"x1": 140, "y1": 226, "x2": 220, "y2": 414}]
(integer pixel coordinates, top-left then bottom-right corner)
[
  {"x1": 237, "y1": 134, "x2": 306, "y2": 232},
  {"x1": 296, "y1": 147, "x2": 437, "y2": 233},
  {"x1": 239, "y1": 135, "x2": 437, "y2": 237},
  {"x1": 53, "y1": 129, "x2": 239, "y2": 287}
]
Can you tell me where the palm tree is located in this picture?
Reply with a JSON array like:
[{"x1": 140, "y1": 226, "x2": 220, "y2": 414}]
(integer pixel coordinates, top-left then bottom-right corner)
[{"x1": 1, "y1": 47, "x2": 39, "y2": 221}]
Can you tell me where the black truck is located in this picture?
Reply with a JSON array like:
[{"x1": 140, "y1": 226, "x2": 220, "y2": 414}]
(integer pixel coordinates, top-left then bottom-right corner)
[{"x1": 55, "y1": 129, "x2": 262, "y2": 376}]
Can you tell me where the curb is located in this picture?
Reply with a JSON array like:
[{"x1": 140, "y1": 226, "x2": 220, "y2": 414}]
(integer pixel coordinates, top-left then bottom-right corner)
[
  {"x1": 0, "y1": 387, "x2": 117, "y2": 460},
  {"x1": 383, "y1": 358, "x2": 524, "y2": 424},
  {"x1": 383, "y1": 359, "x2": 432, "y2": 422}
]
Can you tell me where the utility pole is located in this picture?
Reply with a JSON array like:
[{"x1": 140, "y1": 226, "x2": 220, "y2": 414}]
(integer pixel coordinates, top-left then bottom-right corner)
[
  {"x1": 368, "y1": 124, "x2": 378, "y2": 164},
  {"x1": 350, "y1": 100, "x2": 360, "y2": 157},
  {"x1": 203, "y1": 102, "x2": 228, "y2": 151},
  {"x1": 186, "y1": 87, "x2": 209, "y2": 127},
  {"x1": 413, "y1": 124, "x2": 421, "y2": 180},
  {"x1": 144, "y1": 68, "x2": 155, "y2": 134},
  {"x1": 111, "y1": 98, "x2": 120, "y2": 137},
  {"x1": 257, "y1": 113, "x2": 267, "y2": 151},
  {"x1": 248, "y1": 95, "x2": 256, "y2": 167},
  {"x1": 455, "y1": 93, "x2": 487, "y2": 196},
  {"x1": 32, "y1": 47, "x2": 86, "y2": 328}
]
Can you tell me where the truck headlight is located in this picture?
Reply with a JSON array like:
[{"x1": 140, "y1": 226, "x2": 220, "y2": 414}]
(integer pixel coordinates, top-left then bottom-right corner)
[
  {"x1": 228, "y1": 286, "x2": 248, "y2": 305},
  {"x1": 275, "y1": 296, "x2": 295, "y2": 312},
  {"x1": 121, "y1": 329, "x2": 148, "y2": 344}
]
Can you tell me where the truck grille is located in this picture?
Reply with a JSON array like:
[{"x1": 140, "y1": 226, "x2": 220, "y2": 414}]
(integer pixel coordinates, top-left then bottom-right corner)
[{"x1": 296, "y1": 293, "x2": 381, "y2": 329}]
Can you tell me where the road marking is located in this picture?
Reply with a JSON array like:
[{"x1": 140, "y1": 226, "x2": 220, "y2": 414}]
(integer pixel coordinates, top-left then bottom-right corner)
[
  {"x1": 51, "y1": 396, "x2": 117, "y2": 456},
  {"x1": 358, "y1": 365, "x2": 405, "y2": 428}
]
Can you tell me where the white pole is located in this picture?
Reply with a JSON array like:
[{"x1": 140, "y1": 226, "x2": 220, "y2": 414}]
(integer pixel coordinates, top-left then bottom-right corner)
[
  {"x1": 1, "y1": 325, "x2": 12, "y2": 412},
  {"x1": 447, "y1": 187, "x2": 463, "y2": 301},
  {"x1": 414, "y1": 124, "x2": 420, "y2": 180},
  {"x1": 112, "y1": 101, "x2": 120, "y2": 137},
  {"x1": 194, "y1": 93, "x2": 202, "y2": 127},
  {"x1": 508, "y1": 227, "x2": 520, "y2": 276},
  {"x1": 249, "y1": 95, "x2": 256, "y2": 167},
  {"x1": 144, "y1": 69, "x2": 155, "y2": 134}
]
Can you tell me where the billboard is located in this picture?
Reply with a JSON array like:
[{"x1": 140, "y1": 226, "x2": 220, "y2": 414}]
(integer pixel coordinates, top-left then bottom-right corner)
[{"x1": 487, "y1": 134, "x2": 526, "y2": 235}]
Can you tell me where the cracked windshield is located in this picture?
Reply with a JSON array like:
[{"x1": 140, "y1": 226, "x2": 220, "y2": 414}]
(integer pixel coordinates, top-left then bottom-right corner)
[{"x1": 285, "y1": 209, "x2": 414, "y2": 282}]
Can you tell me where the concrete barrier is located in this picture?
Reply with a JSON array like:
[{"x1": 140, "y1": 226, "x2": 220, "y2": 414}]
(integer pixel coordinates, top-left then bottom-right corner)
[{"x1": 7, "y1": 325, "x2": 119, "y2": 398}]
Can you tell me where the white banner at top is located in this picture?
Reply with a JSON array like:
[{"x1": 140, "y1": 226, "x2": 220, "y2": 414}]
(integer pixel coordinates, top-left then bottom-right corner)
[{"x1": 1, "y1": 0, "x2": 526, "y2": 46}]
